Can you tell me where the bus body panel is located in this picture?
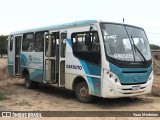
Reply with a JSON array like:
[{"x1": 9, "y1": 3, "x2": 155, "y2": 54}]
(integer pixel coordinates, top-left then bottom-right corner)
[
  {"x1": 64, "y1": 24, "x2": 102, "y2": 96},
  {"x1": 20, "y1": 52, "x2": 43, "y2": 82}
]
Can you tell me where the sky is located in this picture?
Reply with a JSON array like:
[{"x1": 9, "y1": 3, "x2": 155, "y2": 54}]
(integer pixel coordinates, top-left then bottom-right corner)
[{"x1": 0, "y1": 0, "x2": 160, "y2": 45}]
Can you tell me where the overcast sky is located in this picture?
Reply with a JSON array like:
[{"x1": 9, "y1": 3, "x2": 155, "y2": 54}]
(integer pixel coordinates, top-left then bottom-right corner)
[{"x1": 0, "y1": 0, "x2": 160, "y2": 45}]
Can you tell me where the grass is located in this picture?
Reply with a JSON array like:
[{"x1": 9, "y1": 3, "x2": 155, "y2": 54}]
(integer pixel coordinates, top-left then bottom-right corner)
[
  {"x1": 16, "y1": 100, "x2": 33, "y2": 106},
  {"x1": 0, "y1": 92, "x2": 8, "y2": 101}
]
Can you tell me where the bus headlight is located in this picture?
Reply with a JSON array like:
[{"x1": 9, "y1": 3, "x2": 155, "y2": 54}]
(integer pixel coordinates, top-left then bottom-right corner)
[
  {"x1": 115, "y1": 78, "x2": 118, "y2": 83},
  {"x1": 109, "y1": 88, "x2": 114, "y2": 93},
  {"x1": 106, "y1": 71, "x2": 120, "y2": 84},
  {"x1": 149, "y1": 72, "x2": 153, "y2": 81}
]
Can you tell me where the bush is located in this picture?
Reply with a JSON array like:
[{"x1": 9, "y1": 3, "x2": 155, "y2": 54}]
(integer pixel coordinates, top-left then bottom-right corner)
[
  {"x1": 154, "y1": 54, "x2": 160, "y2": 60},
  {"x1": 0, "y1": 92, "x2": 7, "y2": 101}
]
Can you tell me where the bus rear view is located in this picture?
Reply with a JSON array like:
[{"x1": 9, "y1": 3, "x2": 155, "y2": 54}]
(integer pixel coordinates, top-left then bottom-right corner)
[{"x1": 101, "y1": 23, "x2": 153, "y2": 98}]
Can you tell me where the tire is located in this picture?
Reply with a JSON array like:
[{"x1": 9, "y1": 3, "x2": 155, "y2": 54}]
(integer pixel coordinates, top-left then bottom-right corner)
[
  {"x1": 24, "y1": 74, "x2": 39, "y2": 89},
  {"x1": 75, "y1": 81, "x2": 95, "y2": 103}
]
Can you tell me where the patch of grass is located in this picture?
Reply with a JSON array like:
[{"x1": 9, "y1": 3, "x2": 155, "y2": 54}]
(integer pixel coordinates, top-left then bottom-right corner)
[
  {"x1": 0, "y1": 92, "x2": 8, "y2": 101},
  {"x1": 16, "y1": 100, "x2": 33, "y2": 106}
]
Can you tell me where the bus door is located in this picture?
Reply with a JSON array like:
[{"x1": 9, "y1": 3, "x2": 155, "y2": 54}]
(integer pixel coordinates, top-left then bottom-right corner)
[
  {"x1": 59, "y1": 31, "x2": 67, "y2": 87},
  {"x1": 44, "y1": 31, "x2": 67, "y2": 86},
  {"x1": 44, "y1": 32, "x2": 59, "y2": 84},
  {"x1": 14, "y1": 35, "x2": 22, "y2": 76}
]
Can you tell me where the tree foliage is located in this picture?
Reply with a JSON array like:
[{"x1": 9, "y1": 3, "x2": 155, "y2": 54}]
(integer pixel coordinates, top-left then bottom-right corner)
[
  {"x1": 0, "y1": 35, "x2": 8, "y2": 57},
  {"x1": 150, "y1": 44, "x2": 160, "y2": 50}
]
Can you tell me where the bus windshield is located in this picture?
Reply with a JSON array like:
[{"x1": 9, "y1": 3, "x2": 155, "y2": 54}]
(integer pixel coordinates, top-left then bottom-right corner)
[{"x1": 101, "y1": 23, "x2": 151, "y2": 61}]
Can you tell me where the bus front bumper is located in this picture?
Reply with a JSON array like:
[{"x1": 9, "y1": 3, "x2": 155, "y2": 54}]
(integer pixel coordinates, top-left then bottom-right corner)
[{"x1": 102, "y1": 72, "x2": 153, "y2": 98}]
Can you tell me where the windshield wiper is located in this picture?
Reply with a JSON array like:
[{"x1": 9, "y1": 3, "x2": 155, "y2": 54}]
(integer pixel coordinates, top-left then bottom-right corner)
[{"x1": 131, "y1": 36, "x2": 147, "y2": 62}]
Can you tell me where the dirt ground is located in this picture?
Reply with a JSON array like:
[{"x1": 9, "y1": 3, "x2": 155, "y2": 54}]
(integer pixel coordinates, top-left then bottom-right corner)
[{"x1": 0, "y1": 57, "x2": 160, "y2": 120}]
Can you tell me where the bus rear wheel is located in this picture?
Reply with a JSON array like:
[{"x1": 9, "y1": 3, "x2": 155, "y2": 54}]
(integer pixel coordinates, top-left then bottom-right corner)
[
  {"x1": 75, "y1": 81, "x2": 95, "y2": 103},
  {"x1": 24, "y1": 74, "x2": 39, "y2": 89}
]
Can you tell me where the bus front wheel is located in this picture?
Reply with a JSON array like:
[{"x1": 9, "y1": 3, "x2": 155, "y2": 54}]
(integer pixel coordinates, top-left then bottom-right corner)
[
  {"x1": 24, "y1": 74, "x2": 39, "y2": 89},
  {"x1": 75, "y1": 81, "x2": 95, "y2": 103}
]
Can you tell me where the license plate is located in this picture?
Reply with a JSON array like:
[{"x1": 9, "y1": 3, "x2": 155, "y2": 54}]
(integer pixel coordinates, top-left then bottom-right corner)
[{"x1": 132, "y1": 86, "x2": 140, "y2": 91}]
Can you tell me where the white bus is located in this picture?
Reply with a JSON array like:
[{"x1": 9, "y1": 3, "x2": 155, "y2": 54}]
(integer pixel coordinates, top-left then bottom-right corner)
[{"x1": 8, "y1": 20, "x2": 153, "y2": 102}]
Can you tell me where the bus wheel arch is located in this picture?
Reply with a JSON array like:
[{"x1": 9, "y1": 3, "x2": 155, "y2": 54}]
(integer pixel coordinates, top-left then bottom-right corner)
[
  {"x1": 22, "y1": 69, "x2": 29, "y2": 78},
  {"x1": 73, "y1": 76, "x2": 95, "y2": 103},
  {"x1": 22, "y1": 69, "x2": 39, "y2": 89}
]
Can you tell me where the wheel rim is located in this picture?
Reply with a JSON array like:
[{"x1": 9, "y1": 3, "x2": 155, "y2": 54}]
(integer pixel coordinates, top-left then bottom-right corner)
[{"x1": 79, "y1": 86, "x2": 89, "y2": 98}]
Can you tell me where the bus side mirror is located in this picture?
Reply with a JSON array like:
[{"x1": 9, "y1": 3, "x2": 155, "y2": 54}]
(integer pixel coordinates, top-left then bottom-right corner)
[{"x1": 89, "y1": 26, "x2": 93, "y2": 31}]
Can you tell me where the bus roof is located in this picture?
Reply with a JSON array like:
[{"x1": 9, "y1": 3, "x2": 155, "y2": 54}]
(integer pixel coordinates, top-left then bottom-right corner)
[{"x1": 10, "y1": 20, "x2": 98, "y2": 35}]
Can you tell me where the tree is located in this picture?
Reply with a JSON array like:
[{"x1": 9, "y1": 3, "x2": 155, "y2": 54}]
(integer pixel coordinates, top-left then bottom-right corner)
[
  {"x1": 150, "y1": 44, "x2": 160, "y2": 50},
  {"x1": 0, "y1": 35, "x2": 8, "y2": 57}
]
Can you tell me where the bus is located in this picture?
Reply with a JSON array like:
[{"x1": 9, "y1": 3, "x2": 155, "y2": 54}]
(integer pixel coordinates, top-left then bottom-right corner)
[{"x1": 7, "y1": 20, "x2": 153, "y2": 103}]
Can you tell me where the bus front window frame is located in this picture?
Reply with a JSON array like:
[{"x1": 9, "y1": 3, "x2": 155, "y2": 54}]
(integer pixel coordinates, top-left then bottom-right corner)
[{"x1": 100, "y1": 23, "x2": 152, "y2": 68}]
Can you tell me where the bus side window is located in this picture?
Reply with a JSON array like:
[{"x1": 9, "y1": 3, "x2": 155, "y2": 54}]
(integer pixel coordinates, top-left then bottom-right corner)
[
  {"x1": 35, "y1": 32, "x2": 44, "y2": 52},
  {"x1": 61, "y1": 33, "x2": 67, "y2": 57},
  {"x1": 72, "y1": 31, "x2": 101, "y2": 65},
  {"x1": 22, "y1": 33, "x2": 34, "y2": 52}
]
